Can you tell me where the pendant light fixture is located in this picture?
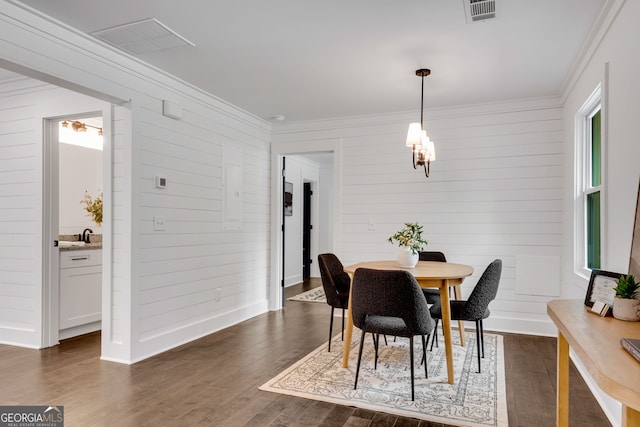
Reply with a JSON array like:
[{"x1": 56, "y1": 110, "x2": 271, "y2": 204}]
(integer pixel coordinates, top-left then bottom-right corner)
[{"x1": 405, "y1": 68, "x2": 435, "y2": 178}]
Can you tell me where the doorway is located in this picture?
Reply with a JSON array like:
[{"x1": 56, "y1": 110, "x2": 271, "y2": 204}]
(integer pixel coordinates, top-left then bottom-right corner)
[
  {"x1": 44, "y1": 113, "x2": 105, "y2": 345},
  {"x1": 270, "y1": 144, "x2": 341, "y2": 311}
]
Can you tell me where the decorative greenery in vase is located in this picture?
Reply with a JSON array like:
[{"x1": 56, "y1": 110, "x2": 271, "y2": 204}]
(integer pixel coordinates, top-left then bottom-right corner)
[
  {"x1": 388, "y1": 222, "x2": 428, "y2": 255},
  {"x1": 81, "y1": 191, "x2": 103, "y2": 226},
  {"x1": 612, "y1": 274, "x2": 640, "y2": 321},
  {"x1": 614, "y1": 274, "x2": 639, "y2": 299}
]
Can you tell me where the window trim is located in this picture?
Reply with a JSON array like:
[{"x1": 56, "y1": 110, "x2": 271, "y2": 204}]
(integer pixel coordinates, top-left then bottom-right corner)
[{"x1": 575, "y1": 83, "x2": 605, "y2": 279}]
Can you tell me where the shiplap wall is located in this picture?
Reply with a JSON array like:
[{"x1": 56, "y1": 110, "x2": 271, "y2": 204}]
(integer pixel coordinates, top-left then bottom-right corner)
[
  {"x1": 134, "y1": 100, "x2": 271, "y2": 351},
  {"x1": 107, "y1": 104, "x2": 132, "y2": 357},
  {"x1": 1, "y1": 2, "x2": 272, "y2": 362},
  {"x1": 558, "y1": 3, "x2": 640, "y2": 424},
  {"x1": 0, "y1": 78, "x2": 109, "y2": 347},
  {"x1": 0, "y1": 78, "x2": 40, "y2": 347},
  {"x1": 273, "y1": 98, "x2": 564, "y2": 335}
]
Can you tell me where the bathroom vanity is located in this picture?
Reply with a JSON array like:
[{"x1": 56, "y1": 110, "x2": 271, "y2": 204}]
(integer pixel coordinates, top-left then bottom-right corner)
[{"x1": 58, "y1": 238, "x2": 102, "y2": 340}]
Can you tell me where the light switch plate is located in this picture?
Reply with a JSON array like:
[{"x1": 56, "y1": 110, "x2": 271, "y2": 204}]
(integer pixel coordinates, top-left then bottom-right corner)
[{"x1": 153, "y1": 216, "x2": 166, "y2": 231}]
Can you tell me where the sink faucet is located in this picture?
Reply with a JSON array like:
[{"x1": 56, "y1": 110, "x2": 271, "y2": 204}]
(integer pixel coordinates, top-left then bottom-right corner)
[{"x1": 82, "y1": 228, "x2": 93, "y2": 243}]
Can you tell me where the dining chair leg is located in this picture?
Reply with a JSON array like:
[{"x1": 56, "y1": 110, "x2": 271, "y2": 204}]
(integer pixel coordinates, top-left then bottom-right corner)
[
  {"x1": 475, "y1": 321, "x2": 482, "y2": 373},
  {"x1": 430, "y1": 318, "x2": 439, "y2": 351},
  {"x1": 421, "y1": 334, "x2": 428, "y2": 379},
  {"x1": 354, "y1": 330, "x2": 367, "y2": 390},
  {"x1": 409, "y1": 336, "x2": 415, "y2": 401},
  {"x1": 328, "y1": 307, "x2": 335, "y2": 352},
  {"x1": 341, "y1": 308, "x2": 345, "y2": 341},
  {"x1": 479, "y1": 319, "x2": 485, "y2": 358},
  {"x1": 372, "y1": 334, "x2": 379, "y2": 366}
]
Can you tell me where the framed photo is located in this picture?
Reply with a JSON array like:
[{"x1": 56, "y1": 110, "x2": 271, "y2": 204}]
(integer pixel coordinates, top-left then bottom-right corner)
[
  {"x1": 584, "y1": 269, "x2": 621, "y2": 316},
  {"x1": 284, "y1": 181, "x2": 293, "y2": 216}
]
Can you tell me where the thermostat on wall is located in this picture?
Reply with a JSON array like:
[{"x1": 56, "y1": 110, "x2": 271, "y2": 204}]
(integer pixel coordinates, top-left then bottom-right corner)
[{"x1": 154, "y1": 175, "x2": 167, "y2": 189}]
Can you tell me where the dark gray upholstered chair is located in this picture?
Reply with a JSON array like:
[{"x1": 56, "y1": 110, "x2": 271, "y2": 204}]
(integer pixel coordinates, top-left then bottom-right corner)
[
  {"x1": 419, "y1": 251, "x2": 447, "y2": 304},
  {"x1": 318, "y1": 253, "x2": 351, "y2": 352},
  {"x1": 429, "y1": 259, "x2": 502, "y2": 373},
  {"x1": 352, "y1": 268, "x2": 436, "y2": 401}
]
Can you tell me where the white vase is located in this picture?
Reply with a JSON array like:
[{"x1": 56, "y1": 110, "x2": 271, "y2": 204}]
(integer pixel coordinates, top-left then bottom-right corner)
[
  {"x1": 613, "y1": 297, "x2": 640, "y2": 321},
  {"x1": 397, "y1": 247, "x2": 419, "y2": 268}
]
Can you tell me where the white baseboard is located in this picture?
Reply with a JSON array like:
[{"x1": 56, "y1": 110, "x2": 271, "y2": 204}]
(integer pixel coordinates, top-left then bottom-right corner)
[
  {"x1": 474, "y1": 315, "x2": 558, "y2": 337},
  {"x1": 130, "y1": 299, "x2": 269, "y2": 364},
  {"x1": 59, "y1": 321, "x2": 101, "y2": 341}
]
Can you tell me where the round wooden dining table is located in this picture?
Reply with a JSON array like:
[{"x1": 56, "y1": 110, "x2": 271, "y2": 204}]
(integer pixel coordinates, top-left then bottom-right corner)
[{"x1": 342, "y1": 260, "x2": 474, "y2": 385}]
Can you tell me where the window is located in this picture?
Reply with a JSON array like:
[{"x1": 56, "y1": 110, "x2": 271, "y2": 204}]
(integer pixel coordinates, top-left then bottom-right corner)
[
  {"x1": 576, "y1": 86, "x2": 603, "y2": 274},
  {"x1": 586, "y1": 109, "x2": 601, "y2": 269}
]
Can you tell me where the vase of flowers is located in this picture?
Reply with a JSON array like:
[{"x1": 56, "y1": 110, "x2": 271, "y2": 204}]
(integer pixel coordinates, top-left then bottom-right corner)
[
  {"x1": 388, "y1": 222, "x2": 428, "y2": 268},
  {"x1": 81, "y1": 190, "x2": 103, "y2": 226}
]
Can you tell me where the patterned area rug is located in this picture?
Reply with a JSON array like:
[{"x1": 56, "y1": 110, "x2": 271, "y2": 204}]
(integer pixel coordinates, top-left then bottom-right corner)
[
  {"x1": 287, "y1": 287, "x2": 326, "y2": 303},
  {"x1": 260, "y1": 331, "x2": 507, "y2": 426}
]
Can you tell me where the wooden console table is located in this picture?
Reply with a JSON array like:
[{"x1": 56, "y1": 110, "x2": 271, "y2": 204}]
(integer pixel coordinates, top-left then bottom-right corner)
[{"x1": 547, "y1": 299, "x2": 640, "y2": 427}]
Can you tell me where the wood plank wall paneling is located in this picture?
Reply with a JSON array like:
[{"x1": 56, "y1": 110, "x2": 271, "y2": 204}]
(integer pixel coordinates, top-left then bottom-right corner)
[
  {"x1": 273, "y1": 100, "x2": 564, "y2": 336},
  {"x1": 108, "y1": 104, "x2": 133, "y2": 350},
  {"x1": 0, "y1": 79, "x2": 111, "y2": 348},
  {"x1": 134, "y1": 98, "x2": 271, "y2": 346},
  {"x1": 0, "y1": 75, "x2": 272, "y2": 360},
  {"x1": 0, "y1": 85, "x2": 39, "y2": 344}
]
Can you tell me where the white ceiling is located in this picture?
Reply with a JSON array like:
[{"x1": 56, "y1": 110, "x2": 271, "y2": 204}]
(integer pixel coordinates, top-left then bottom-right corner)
[{"x1": 12, "y1": 0, "x2": 607, "y2": 123}]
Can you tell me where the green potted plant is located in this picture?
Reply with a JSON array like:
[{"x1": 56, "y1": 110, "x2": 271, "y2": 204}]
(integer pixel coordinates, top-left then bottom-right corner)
[
  {"x1": 388, "y1": 222, "x2": 428, "y2": 268},
  {"x1": 612, "y1": 274, "x2": 640, "y2": 321}
]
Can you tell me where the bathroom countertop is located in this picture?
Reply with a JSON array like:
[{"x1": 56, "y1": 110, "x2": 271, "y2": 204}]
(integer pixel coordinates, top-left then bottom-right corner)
[
  {"x1": 59, "y1": 242, "x2": 102, "y2": 251},
  {"x1": 58, "y1": 234, "x2": 102, "y2": 251}
]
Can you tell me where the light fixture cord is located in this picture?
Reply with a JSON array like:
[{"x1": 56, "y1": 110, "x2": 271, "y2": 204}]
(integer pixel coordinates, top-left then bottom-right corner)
[
  {"x1": 420, "y1": 72, "x2": 429, "y2": 178},
  {"x1": 420, "y1": 73, "x2": 424, "y2": 129}
]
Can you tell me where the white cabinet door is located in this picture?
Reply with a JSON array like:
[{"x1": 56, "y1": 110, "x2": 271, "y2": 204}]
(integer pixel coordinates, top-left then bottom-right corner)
[{"x1": 59, "y1": 250, "x2": 102, "y2": 330}]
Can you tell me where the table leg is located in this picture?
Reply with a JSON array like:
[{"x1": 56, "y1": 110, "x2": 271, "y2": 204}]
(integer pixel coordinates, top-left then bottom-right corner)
[
  {"x1": 341, "y1": 276, "x2": 355, "y2": 368},
  {"x1": 440, "y1": 283, "x2": 454, "y2": 384},
  {"x1": 622, "y1": 404, "x2": 640, "y2": 427},
  {"x1": 453, "y1": 284, "x2": 465, "y2": 347},
  {"x1": 557, "y1": 331, "x2": 569, "y2": 427}
]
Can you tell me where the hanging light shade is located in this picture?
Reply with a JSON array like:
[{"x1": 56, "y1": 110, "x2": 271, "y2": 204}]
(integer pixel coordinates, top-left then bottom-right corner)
[
  {"x1": 405, "y1": 68, "x2": 435, "y2": 178},
  {"x1": 406, "y1": 122, "x2": 423, "y2": 148}
]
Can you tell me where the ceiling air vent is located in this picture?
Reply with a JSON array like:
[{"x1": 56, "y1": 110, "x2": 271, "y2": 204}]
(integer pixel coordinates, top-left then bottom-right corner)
[
  {"x1": 91, "y1": 18, "x2": 195, "y2": 55},
  {"x1": 464, "y1": 0, "x2": 496, "y2": 23}
]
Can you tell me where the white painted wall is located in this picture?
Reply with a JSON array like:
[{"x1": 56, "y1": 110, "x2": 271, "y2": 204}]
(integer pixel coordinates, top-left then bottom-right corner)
[
  {"x1": 59, "y1": 142, "x2": 103, "y2": 235},
  {"x1": 0, "y1": 2, "x2": 272, "y2": 363},
  {"x1": 273, "y1": 99, "x2": 565, "y2": 336},
  {"x1": 318, "y1": 161, "x2": 334, "y2": 256},
  {"x1": 560, "y1": 1, "x2": 640, "y2": 425},
  {"x1": 0, "y1": 77, "x2": 109, "y2": 348}
]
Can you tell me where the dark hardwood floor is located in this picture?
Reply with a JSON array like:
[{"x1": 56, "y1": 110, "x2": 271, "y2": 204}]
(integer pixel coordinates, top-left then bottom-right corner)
[{"x1": 0, "y1": 279, "x2": 612, "y2": 426}]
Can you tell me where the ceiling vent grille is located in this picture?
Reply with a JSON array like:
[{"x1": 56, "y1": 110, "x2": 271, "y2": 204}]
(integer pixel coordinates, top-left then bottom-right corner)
[
  {"x1": 464, "y1": 0, "x2": 496, "y2": 23},
  {"x1": 91, "y1": 18, "x2": 195, "y2": 55}
]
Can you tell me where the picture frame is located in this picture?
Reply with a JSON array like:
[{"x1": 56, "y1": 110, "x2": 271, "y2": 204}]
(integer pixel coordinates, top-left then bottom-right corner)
[
  {"x1": 284, "y1": 181, "x2": 293, "y2": 216},
  {"x1": 584, "y1": 269, "x2": 621, "y2": 316}
]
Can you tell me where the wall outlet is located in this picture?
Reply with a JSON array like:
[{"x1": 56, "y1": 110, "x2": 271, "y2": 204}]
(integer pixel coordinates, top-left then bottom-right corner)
[
  {"x1": 368, "y1": 218, "x2": 376, "y2": 230},
  {"x1": 153, "y1": 216, "x2": 166, "y2": 231}
]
